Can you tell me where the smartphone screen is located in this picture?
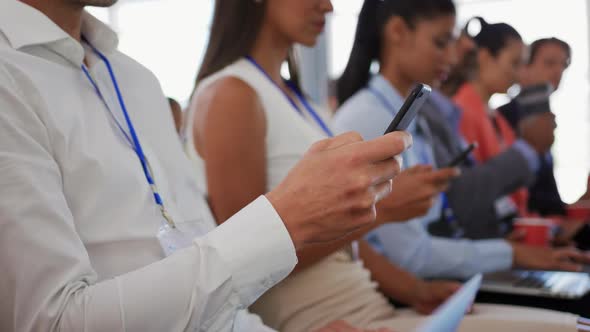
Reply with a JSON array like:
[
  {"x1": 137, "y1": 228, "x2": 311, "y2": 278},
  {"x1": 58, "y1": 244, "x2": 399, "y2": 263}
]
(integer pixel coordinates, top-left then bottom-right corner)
[{"x1": 383, "y1": 83, "x2": 432, "y2": 134}]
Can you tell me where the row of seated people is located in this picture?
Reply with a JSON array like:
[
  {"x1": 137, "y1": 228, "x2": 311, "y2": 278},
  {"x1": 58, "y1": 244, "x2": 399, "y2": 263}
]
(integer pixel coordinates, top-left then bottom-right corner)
[
  {"x1": 175, "y1": 0, "x2": 590, "y2": 331},
  {"x1": 2, "y1": 0, "x2": 590, "y2": 331}
]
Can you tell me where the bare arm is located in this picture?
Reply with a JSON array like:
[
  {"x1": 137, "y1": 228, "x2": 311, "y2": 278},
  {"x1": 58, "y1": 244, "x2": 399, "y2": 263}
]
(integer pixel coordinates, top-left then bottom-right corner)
[
  {"x1": 193, "y1": 77, "x2": 268, "y2": 224},
  {"x1": 358, "y1": 240, "x2": 460, "y2": 315}
]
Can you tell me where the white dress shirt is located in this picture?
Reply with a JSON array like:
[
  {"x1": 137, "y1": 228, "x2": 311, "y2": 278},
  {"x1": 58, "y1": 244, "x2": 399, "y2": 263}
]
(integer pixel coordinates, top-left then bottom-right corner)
[{"x1": 0, "y1": 1, "x2": 296, "y2": 331}]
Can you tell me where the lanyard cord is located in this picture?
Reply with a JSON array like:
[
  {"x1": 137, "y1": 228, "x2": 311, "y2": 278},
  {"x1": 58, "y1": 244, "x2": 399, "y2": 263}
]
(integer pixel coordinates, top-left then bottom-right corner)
[
  {"x1": 245, "y1": 56, "x2": 334, "y2": 137},
  {"x1": 81, "y1": 37, "x2": 175, "y2": 228}
]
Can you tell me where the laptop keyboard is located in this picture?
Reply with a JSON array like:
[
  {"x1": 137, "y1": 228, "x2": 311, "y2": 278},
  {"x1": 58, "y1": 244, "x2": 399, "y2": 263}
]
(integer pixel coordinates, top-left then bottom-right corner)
[
  {"x1": 514, "y1": 271, "x2": 587, "y2": 294},
  {"x1": 482, "y1": 270, "x2": 590, "y2": 299},
  {"x1": 514, "y1": 271, "x2": 550, "y2": 288}
]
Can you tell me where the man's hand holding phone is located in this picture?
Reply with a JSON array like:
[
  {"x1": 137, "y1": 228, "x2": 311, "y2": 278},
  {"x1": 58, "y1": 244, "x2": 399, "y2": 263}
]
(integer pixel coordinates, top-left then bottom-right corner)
[{"x1": 267, "y1": 131, "x2": 412, "y2": 249}]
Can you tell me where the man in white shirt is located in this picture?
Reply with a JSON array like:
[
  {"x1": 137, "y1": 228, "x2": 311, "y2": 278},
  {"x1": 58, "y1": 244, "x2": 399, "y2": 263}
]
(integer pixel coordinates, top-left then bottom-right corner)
[{"x1": 0, "y1": 1, "x2": 411, "y2": 331}]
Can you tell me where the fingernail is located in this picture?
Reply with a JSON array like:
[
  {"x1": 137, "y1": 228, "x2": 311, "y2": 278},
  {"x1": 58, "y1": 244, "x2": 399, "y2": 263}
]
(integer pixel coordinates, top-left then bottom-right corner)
[
  {"x1": 395, "y1": 155, "x2": 404, "y2": 170},
  {"x1": 376, "y1": 187, "x2": 392, "y2": 202},
  {"x1": 454, "y1": 167, "x2": 462, "y2": 176},
  {"x1": 404, "y1": 134, "x2": 413, "y2": 149}
]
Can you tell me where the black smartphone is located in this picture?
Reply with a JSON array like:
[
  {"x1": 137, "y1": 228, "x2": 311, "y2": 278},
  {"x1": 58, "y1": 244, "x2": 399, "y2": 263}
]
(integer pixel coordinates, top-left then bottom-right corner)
[
  {"x1": 445, "y1": 142, "x2": 478, "y2": 167},
  {"x1": 383, "y1": 83, "x2": 432, "y2": 134}
]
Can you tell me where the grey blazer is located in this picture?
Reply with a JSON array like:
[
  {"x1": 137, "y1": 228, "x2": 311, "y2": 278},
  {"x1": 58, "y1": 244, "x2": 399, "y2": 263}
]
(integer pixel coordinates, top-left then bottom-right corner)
[{"x1": 420, "y1": 98, "x2": 535, "y2": 239}]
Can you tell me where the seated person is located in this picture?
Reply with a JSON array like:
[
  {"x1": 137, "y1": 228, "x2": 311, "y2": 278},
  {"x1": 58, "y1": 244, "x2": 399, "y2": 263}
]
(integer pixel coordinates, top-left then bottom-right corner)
[
  {"x1": 453, "y1": 18, "x2": 557, "y2": 236},
  {"x1": 499, "y1": 37, "x2": 571, "y2": 217}
]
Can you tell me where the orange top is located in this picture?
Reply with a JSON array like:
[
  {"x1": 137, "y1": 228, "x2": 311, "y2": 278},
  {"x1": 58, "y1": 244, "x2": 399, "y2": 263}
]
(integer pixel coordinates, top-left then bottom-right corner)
[
  {"x1": 454, "y1": 83, "x2": 516, "y2": 162},
  {"x1": 454, "y1": 82, "x2": 529, "y2": 216}
]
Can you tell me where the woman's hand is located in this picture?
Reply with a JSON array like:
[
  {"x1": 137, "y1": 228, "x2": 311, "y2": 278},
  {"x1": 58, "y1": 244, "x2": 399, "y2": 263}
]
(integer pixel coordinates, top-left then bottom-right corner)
[
  {"x1": 376, "y1": 165, "x2": 460, "y2": 223},
  {"x1": 409, "y1": 280, "x2": 462, "y2": 315},
  {"x1": 512, "y1": 243, "x2": 590, "y2": 271}
]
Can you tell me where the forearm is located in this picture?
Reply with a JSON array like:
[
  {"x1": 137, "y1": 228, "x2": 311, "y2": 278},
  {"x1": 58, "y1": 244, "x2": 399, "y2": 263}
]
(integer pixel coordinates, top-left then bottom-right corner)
[
  {"x1": 358, "y1": 240, "x2": 420, "y2": 306},
  {"x1": 5, "y1": 196, "x2": 296, "y2": 331},
  {"x1": 294, "y1": 222, "x2": 377, "y2": 272},
  {"x1": 418, "y1": 237, "x2": 513, "y2": 279},
  {"x1": 368, "y1": 221, "x2": 512, "y2": 280},
  {"x1": 447, "y1": 147, "x2": 533, "y2": 225},
  {"x1": 59, "y1": 244, "x2": 239, "y2": 331}
]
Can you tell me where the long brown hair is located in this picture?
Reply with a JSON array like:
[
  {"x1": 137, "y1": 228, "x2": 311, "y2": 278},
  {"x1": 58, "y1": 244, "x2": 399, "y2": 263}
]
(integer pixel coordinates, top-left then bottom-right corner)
[{"x1": 195, "y1": 0, "x2": 301, "y2": 90}]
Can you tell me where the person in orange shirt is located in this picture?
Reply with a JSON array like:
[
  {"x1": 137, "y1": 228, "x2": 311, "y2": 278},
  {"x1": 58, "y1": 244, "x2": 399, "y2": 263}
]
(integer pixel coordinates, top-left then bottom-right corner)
[{"x1": 453, "y1": 18, "x2": 555, "y2": 217}]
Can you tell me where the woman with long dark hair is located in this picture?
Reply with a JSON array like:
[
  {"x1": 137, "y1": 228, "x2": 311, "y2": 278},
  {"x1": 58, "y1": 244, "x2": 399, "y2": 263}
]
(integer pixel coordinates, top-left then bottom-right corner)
[{"x1": 184, "y1": 0, "x2": 472, "y2": 331}]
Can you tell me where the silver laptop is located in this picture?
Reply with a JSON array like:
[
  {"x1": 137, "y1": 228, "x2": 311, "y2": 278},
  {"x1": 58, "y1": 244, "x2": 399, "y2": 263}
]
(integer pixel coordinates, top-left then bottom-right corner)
[
  {"x1": 415, "y1": 274, "x2": 482, "y2": 332},
  {"x1": 481, "y1": 270, "x2": 590, "y2": 299}
]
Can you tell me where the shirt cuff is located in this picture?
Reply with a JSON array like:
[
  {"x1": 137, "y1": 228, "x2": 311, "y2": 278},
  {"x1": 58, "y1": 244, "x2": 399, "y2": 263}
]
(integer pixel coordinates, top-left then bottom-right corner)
[
  {"x1": 200, "y1": 196, "x2": 298, "y2": 307},
  {"x1": 513, "y1": 139, "x2": 541, "y2": 173},
  {"x1": 473, "y1": 239, "x2": 513, "y2": 274}
]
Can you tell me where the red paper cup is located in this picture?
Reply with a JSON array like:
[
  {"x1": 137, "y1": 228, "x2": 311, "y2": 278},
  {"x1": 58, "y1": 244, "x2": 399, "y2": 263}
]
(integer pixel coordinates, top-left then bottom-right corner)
[{"x1": 513, "y1": 218, "x2": 553, "y2": 247}]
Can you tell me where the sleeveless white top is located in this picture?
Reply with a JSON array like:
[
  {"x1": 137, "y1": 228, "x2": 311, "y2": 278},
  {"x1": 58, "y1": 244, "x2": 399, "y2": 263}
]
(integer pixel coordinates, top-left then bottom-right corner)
[
  {"x1": 185, "y1": 59, "x2": 327, "y2": 193},
  {"x1": 185, "y1": 59, "x2": 396, "y2": 332}
]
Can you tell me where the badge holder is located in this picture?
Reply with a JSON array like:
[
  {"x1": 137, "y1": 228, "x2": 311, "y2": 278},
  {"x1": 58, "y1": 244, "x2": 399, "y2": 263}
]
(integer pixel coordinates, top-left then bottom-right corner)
[{"x1": 157, "y1": 218, "x2": 207, "y2": 257}]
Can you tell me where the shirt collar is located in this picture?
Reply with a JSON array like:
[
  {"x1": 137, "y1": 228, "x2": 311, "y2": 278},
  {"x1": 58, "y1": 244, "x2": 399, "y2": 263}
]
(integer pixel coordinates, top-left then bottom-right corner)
[
  {"x1": 367, "y1": 74, "x2": 420, "y2": 133},
  {"x1": 368, "y1": 74, "x2": 405, "y2": 111},
  {"x1": 0, "y1": 1, "x2": 118, "y2": 67}
]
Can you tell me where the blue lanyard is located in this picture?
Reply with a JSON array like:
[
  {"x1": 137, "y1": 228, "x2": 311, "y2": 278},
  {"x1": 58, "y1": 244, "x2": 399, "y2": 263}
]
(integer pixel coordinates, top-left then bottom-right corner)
[
  {"x1": 440, "y1": 193, "x2": 464, "y2": 239},
  {"x1": 245, "y1": 56, "x2": 334, "y2": 137},
  {"x1": 367, "y1": 85, "x2": 399, "y2": 118},
  {"x1": 81, "y1": 37, "x2": 175, "y2": 228}
]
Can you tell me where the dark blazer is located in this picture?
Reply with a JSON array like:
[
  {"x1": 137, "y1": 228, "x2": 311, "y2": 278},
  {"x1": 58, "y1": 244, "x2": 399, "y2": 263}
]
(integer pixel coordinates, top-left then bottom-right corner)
[
  {"x1": 498, "y1": 99, "x2": 566, "y2": 216},
  {"x1": 422, "y1": 94, "x2": 535, "y2": 239}
]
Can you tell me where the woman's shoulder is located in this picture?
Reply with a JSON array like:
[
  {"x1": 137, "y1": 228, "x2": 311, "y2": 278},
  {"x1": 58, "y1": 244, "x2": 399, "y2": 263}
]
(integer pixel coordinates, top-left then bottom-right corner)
[
  {"x1": 191, "y1": 59, "x2": 264, "y2": 106},
  {"x1": 332, "y1": 89, "x2": 369, "y2": 128},
  {"x1": 334, "y1": 87, "x2": 378, "y2": 123},
  {"x1": 200, "y1": 76, "x2": 258, "y2": 104},
  {"x1": 195, "y1": 59, "x2": 257, "y2": 94},
  {"x1": 186, "y1": 62, "x2": 265, "y2": 142}
]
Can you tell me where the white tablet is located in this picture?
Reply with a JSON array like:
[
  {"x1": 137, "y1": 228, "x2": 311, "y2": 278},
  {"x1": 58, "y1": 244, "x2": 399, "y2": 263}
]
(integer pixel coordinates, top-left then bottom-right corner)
[{"x1": 415, "y1": 274, "x2": 482, "y2": 332}]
